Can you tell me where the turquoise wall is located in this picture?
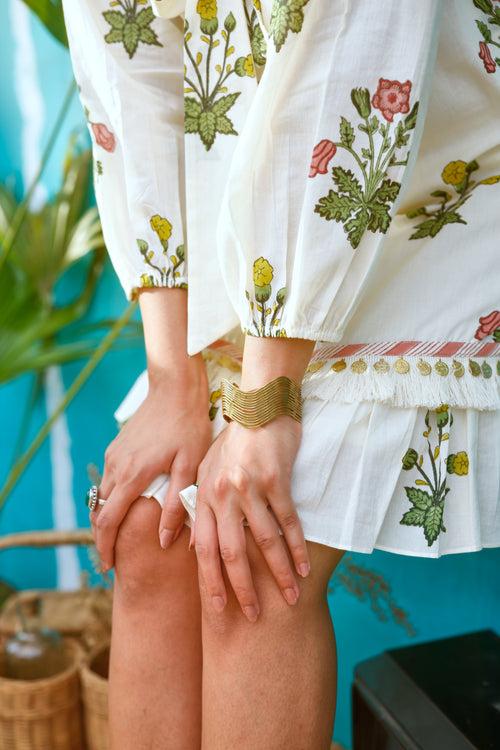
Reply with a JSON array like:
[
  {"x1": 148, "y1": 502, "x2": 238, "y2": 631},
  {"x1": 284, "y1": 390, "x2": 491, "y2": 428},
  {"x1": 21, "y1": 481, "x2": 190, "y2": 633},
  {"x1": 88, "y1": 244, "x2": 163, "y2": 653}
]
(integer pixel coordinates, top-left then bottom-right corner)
[{"x1": 0, "y1": 5, "x2": 498, "y2": 748}]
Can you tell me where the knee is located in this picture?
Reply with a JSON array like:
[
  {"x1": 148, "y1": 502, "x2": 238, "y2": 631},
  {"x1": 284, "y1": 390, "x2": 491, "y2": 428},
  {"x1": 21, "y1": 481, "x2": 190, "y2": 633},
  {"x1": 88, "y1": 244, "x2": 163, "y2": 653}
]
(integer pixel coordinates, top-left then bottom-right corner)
[{"x1": 114, "y1": 497, "x2": 192, "y2": 606}]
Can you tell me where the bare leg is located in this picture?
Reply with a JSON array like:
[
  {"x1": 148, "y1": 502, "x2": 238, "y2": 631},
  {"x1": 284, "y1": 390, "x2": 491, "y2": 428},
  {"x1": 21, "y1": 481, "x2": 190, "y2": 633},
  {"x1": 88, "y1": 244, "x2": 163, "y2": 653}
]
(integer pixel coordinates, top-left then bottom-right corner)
[
  {"x1": 109, "y1": 497, "x2": 202, "y2": 750},
  {"x1": 200, "y1": 531, "x2": 344, "y2": 749}
]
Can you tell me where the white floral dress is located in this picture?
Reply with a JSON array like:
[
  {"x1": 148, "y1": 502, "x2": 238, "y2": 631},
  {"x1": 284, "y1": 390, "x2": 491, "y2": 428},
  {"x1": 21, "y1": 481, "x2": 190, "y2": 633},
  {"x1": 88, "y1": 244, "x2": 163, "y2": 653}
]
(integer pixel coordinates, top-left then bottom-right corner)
[{"x1": 62, "y1": 0, "x2": 500, "y2": 557}]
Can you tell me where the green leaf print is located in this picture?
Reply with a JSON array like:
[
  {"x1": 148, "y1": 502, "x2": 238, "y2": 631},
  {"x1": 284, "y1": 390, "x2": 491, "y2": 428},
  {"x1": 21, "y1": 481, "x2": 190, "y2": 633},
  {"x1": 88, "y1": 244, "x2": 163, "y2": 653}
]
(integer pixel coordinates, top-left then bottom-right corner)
[
  {"x1": 339, "y1": 117, "x2": 355, "y2": 148},
  {"x1": 314, "y1": 191, "x2": 353, "y2": 222},
  {"x1": 400, "y1": 508, "x2": 427, "y2": 527},
  {"x1": 270, "y1": 0, "x2": 310, "y2": 53},
  {"x1": 423, "y1": 502, "x2": 445, "y2": 546},
  {"x1": 102, "y1": 3, "x2": 161, "y2": 59},
  {"x1": 404, "y1": 487, "x2": 432, "y2": 511}
]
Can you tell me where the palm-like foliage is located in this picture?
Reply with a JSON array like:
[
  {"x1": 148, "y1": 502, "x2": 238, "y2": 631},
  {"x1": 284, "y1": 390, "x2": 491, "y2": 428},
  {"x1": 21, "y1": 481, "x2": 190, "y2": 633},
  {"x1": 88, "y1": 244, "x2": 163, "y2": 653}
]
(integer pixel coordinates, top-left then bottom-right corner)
[{"x1": 0, "y1": 147, "x2": 106, "y2": 383}]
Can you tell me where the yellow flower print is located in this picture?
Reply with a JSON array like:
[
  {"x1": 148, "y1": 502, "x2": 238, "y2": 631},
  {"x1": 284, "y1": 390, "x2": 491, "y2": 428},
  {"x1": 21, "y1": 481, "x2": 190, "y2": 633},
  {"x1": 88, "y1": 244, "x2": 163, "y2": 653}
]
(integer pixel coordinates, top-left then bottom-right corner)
[
  {"x1": 435, "y1": 403, "x2": 449, "y2": 413},
  {"x1": 441, "y1": 160, "x2": 468, "y2": 186},
  {"x1": 450, "y1": 451, "x2": 469, "y2": 476},
  {"x1": 253, "y1": 0, "x2": 261, "y2": 9},
  {"x1": 140, "y1": 273, "x2": 154, "y2": 287},
  {"x1": 253, "y1": 256, "x2": 274, "y2": 287},
  {"x1": 150, "y1": 214, "x2": 172, "y2": 242},
  {"x1": 243, "y1": 54, "x2": 255, "y2": 76},
  {"x1": 196, "y1": 0, "x2": 217, "y2": 20}
]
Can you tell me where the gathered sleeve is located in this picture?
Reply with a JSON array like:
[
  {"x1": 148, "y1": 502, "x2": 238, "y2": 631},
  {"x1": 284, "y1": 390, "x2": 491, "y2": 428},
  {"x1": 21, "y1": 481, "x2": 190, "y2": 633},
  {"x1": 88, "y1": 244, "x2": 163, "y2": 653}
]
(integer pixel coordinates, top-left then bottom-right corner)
[
  {"x1": 216, "y1": 0, "x2": 442, "y2": 341},
  {"x1": 61, "y1": 0, "x2": 187, "y2": 299}
]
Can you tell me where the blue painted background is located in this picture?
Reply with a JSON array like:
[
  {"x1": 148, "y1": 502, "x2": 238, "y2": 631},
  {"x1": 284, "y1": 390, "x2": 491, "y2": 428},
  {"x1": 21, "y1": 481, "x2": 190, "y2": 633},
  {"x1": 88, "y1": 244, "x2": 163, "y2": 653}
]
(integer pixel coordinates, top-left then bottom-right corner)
[{"x1": 0, "y1": 5, "x2": 498, "y2": 747}]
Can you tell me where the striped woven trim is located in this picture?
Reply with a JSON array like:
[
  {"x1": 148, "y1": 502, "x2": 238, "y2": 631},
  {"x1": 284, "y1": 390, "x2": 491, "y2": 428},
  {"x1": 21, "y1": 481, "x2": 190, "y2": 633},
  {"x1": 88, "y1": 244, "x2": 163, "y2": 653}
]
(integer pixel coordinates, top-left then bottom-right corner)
[
  {"x1": 205, "y1": 339, "x2": 500, "y2": 368},
  {"x1": 310, "y1": 340, "x2": 500, "y2": 361}
]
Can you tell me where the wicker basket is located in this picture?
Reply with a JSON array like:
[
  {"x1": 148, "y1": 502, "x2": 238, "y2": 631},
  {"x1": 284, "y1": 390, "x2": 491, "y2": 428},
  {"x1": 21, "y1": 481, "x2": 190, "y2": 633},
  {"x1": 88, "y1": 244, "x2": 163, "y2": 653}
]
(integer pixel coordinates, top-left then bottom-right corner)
[
  {"x1": 80, "y1": 642, "x2": 109, "y2": 750},
  {"x1": 0, "y1": 639, "x2": 84, "y2": 750},
  {"x1": 0, "y1": 530, "x2": 112, "y2": 653}
]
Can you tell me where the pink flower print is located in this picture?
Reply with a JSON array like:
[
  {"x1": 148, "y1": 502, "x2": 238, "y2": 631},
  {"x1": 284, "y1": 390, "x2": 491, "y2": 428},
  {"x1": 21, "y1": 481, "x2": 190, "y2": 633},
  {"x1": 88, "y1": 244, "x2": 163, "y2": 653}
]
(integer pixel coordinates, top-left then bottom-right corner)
[
  {"x1": 371, "y1": 79, "x2": 412, "y2": 122},
  {"x1": 478, "y1": 41, "x2": 496, "y2": 74},
  {"x1": 91, "y1": 123, "x2": 116, "y2": 153},
  {"x1": 475, "y1": 310, "x2": 500, "y2": 340},
  {"x1": 309, "y1": 139, "x2": 337, "y2": 177}
]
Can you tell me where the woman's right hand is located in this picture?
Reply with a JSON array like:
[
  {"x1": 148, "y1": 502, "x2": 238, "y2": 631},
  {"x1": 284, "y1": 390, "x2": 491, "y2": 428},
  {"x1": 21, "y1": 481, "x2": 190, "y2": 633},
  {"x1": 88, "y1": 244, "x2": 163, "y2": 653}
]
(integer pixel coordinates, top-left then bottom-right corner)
[{"x1": 92, "y1": 352, "x2": 212, "y2": 573}]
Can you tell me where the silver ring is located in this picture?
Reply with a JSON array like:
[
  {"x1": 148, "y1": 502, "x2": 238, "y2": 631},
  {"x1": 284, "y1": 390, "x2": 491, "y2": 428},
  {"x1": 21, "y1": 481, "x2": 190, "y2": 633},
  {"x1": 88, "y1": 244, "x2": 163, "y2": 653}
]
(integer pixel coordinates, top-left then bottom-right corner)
[{"x1": 86, "y1": 485, "x2": 107, "y2": 512}]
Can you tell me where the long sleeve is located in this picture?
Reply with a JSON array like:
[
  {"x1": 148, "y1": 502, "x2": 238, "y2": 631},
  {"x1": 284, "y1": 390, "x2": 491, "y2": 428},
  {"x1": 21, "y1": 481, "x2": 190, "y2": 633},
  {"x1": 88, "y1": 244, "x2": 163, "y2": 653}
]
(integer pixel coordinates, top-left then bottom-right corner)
[
  {"x1": 61, "y1": 0, "x2": 187, "y2": 299},
  {"x1": 216, "y1": 0, "x2": 443, "y2": 342}
]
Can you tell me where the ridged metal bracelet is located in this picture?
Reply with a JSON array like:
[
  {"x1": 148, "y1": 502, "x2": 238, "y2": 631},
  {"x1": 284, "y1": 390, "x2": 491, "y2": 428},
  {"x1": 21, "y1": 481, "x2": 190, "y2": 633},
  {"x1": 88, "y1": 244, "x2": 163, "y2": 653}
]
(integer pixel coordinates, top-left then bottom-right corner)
[{"x1": 220, "y1": 376, "x2": 302, "y2": 428}]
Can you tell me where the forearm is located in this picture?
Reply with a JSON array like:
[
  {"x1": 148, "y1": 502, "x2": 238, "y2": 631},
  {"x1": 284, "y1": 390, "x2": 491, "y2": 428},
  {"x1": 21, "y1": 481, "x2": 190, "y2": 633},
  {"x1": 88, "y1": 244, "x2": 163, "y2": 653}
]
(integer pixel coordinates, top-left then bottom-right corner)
[
  {"x1": 138, "y1": 288, "x2": 207, "y2": 393},
  {"x1": 240, "y1": 335, "x2": 315, "y2": 390}
]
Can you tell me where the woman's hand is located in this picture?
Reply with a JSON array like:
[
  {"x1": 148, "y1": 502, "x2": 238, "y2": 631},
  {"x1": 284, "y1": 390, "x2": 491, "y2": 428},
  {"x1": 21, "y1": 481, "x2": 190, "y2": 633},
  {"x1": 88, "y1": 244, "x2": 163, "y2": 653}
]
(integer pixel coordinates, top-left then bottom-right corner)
[
  {"x1": 91, "y1": 288, "x2": 212, "y2": 571},
  {"x1": 194, "y1": 416, "x2": 310, "y2": 622},
  {"x1": 94, "y1": 362, "x2": 212, "y2": 571}
]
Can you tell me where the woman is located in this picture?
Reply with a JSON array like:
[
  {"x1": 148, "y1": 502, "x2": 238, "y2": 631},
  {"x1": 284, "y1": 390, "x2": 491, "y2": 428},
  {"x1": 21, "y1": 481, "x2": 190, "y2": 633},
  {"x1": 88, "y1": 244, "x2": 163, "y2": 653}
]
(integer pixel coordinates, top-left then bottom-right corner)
[{"x1": 63, "y1": 0, "x2": 500, "y2": 747}]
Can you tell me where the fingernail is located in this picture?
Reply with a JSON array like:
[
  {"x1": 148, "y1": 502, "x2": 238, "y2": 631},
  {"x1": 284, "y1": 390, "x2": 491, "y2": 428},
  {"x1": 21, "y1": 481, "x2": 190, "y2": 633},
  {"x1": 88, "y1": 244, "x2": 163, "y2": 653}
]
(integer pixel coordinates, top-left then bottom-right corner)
[
  {"x1": 284, "y1": 587, "x2": 299, "y2": 605},
  {"x1": 298, "y1": 562, "x2": 310, "y2": 578},
  {"x1": 160, "y1": 529, "x2": 174, "y2": 549},
  {"x1": 212, "y1": 596, "x2": 225, "y2": 613},
  {"x1": 243, "y1": 605, "x2": 259, "y2": 623}
]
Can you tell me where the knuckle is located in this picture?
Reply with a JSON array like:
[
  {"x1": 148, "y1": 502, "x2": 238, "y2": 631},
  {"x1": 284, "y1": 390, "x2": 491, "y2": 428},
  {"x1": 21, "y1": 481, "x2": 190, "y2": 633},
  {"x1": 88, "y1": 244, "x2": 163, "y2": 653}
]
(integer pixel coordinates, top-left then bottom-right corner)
[
  {"x1": 174, "y1": 455, "x2": 195, "y2": 479},
  {"x1": 278, "y1": 511, "x2": 299, "y2": 530},
  {"x1": 95, "y1": 513, "x2": 111, "y2": 532},
  {"x1": 253, "y1": 531, "x2": 276, "y2": 551},
  {"x1": 194, "y1": 542, "x2": 212, "y2": 561},
  {"x1": 230, "y1": 466, "x2": 249, "y2": 495},
  {"x1": 214, "y1": 470, "x2": 231, "y2": 499},
  {"x1": 219, "y1": 545, "x2": 239, "y2": 564},
  {"x1": 262, "y1": 468, "x2": 280, "y2": 489}
]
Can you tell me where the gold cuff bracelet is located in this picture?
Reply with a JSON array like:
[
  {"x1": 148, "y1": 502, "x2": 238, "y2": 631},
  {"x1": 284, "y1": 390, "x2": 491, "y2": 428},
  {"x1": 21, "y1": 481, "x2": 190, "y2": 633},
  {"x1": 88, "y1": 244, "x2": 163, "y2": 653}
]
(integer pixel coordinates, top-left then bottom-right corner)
[{"x1": 220, "y1": 376, "x2": 302, "y2": 429}]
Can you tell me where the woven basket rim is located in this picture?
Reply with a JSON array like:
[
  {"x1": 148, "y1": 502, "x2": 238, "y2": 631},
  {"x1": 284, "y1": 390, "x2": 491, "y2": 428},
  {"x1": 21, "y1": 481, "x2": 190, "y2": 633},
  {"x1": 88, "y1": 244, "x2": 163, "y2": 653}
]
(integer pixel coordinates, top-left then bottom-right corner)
[{"x1": 0, "y1": 638, "x2": 83, "y2": 688}]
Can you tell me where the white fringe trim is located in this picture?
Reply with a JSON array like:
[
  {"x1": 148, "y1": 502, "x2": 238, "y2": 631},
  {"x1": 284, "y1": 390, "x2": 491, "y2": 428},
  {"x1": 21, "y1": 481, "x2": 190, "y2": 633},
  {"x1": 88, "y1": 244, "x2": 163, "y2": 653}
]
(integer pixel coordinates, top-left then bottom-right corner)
[{"x1": 301, "y1": 355, "x2": 500, "y2": 411}]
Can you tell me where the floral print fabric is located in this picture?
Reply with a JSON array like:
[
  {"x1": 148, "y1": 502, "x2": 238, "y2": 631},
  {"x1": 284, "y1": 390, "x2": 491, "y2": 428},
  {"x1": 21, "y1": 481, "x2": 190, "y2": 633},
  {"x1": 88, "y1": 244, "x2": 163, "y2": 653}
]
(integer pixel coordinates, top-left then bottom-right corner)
[{"x1": 63, "y1": 0, "x2": 500, "y2": 372}]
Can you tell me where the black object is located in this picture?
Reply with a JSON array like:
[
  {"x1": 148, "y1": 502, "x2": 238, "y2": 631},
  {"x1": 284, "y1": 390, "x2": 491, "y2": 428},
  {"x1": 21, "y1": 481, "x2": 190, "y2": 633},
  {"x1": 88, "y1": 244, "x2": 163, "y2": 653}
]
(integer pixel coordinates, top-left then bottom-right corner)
[{"x1": 352, "y1": 630, "x2": 500, "y2": 750}]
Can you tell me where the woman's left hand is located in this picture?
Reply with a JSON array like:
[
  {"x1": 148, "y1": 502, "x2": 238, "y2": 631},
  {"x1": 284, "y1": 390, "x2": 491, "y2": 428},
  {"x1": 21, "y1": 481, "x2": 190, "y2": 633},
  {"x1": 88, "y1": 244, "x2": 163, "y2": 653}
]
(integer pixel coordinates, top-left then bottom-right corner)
[{"x1": 193, "y1": 415, "x2": 310, "y2": 623}]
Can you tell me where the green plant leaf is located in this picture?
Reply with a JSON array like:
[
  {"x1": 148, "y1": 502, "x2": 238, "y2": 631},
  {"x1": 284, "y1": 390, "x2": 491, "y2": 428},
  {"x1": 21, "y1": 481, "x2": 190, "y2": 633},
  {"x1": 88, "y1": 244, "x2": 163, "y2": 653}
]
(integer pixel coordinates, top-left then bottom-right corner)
[
  {"x1": 345, "y1": 207, "x2": 369, "y2": 249},
  {"x1": 139, "y1": 27, "x2": 162, "y2": 46},
  {"x1": 367, "y1": 200, "x2": 392, "y2": 234},
  {"x1": 423, "y1": 503, "x2": 444, "y2": 546},
  {"x1": 103, "y1": 10, "x2": 126, "y2": 29},
  {"x1": 185, "y1": 116, "x2": 200, "y2": 134},
  {"x1": 404, "y1": 486, "x2": 433, "y2": 510},
  {"x1": 373, "y1": 178, "x2": 401, "y2": 203},
  {"x1": 136, "y1": 7, "x2": 155, "y2": 27},
  {"x1": 212, "y1": 92, "x2": 240, "y2": 116},
  {"x1": 476, "y1": 19, "x2": 493, "y2": 41},
  {"x1": 394, "y1": 121, "x2": 410, "y2": 148},
  {"x1": 332, "y1": 166, "x2": 363, "y2": 202},
  {"x1": 216, "y1": 115, "x2": 237, "y2": 135},
  {"x1": 123, "y1": 22, "x2": 140, "y2": 58},
  {"x1": 314, "y1": 190, "x2": 353, "y2": 223},
  {"x1": 339, "y1": 116, "x2": 355, "y2": 148},
  {"x1": 269, "y1": 0, "x2": 309, "y2": 52},
  {"x1": 199, "y1": 111, "x2": 217, "y2": 150},
  {"x1": 185, "y1": 97, "x2": 203, "y2": 118},
  {"x1": 400, "y1": 508, "x2": 426, "y2": 527},
  {"x1": 104, "y1": 28, "x2": 124, "y2": 44}
]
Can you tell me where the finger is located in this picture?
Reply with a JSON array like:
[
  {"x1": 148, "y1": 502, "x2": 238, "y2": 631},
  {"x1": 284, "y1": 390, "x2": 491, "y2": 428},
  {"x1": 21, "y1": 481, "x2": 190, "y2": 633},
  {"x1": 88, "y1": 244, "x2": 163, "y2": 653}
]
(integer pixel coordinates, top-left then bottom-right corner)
[
  {"x1": 194, "y1": 498, "x2": 227, "y2": 613},
  {"x1": 268, "y1": 484, "x2": 310, "y2": 579},
  {"x1": 158, "y1": 456, "x2": 194, "y2": 549},
  {"x1": 244, "y1": 498, "x2": 300, "y2": 606},
  {"x1": 94, "y1": 480, "x2": 143, "y2": 570},
  {"x1": 216, "y1": 498, "x2": 260, "y2": 623}
]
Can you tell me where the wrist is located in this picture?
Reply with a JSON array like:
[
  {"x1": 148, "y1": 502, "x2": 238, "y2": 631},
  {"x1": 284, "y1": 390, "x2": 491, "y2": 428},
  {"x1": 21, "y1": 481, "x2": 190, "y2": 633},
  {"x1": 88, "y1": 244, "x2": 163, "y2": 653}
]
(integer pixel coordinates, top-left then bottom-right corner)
[
  {"x1": 240, "y1": 335, "x2": 315, "y2": 390},
  {"x1": 148, "y1": 352, "x2": 208, "y2": 398}
]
